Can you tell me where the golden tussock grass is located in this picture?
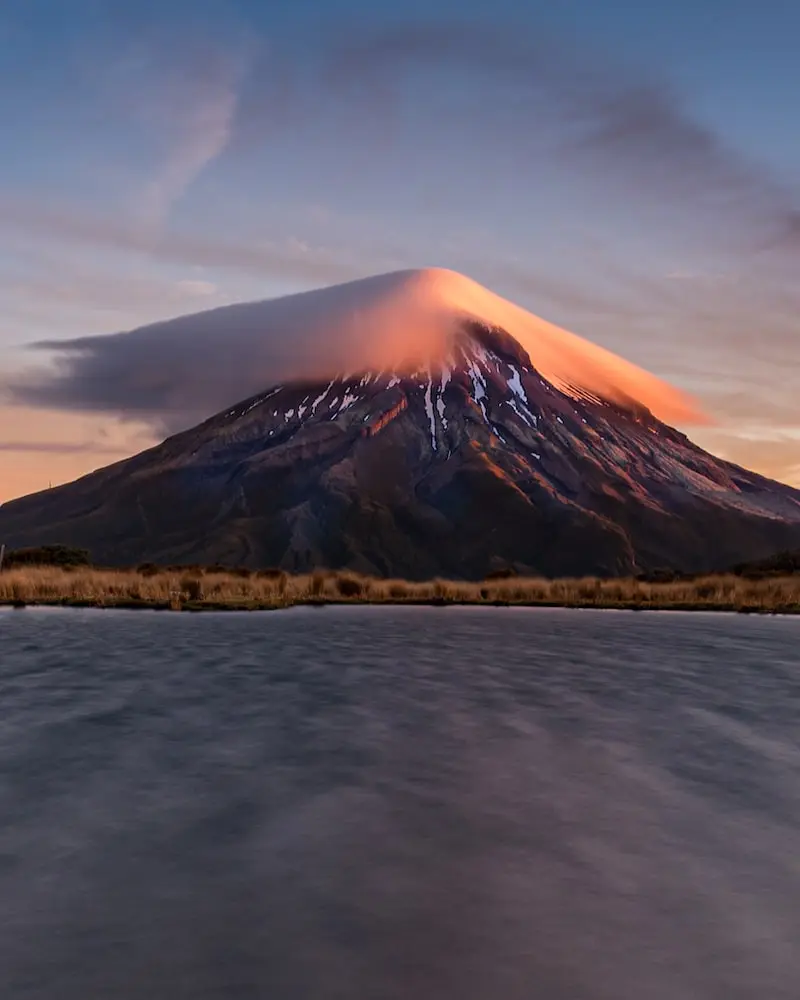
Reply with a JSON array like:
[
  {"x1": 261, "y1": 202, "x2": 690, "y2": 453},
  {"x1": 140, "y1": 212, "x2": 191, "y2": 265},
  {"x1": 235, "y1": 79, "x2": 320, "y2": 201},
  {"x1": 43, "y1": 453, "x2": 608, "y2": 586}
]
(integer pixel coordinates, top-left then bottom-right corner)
[{"x1": 1, "y1": 566, "x2": 799, "y2": 613}]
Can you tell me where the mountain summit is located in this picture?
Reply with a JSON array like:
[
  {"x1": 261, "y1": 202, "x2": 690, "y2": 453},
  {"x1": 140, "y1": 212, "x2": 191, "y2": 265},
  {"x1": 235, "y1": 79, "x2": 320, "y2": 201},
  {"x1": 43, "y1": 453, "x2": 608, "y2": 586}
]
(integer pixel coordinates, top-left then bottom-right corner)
[{"x1": 2, "y1": 270, "x2": 799, "y2": 577}]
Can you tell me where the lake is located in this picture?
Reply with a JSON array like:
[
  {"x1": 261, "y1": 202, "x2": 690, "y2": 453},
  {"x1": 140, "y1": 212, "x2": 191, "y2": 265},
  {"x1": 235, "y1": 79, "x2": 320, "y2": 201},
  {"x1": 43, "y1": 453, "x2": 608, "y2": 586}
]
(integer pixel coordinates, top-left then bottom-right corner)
[{"x1": 1, "y1": 606, "x2": 799, "y2": 999}]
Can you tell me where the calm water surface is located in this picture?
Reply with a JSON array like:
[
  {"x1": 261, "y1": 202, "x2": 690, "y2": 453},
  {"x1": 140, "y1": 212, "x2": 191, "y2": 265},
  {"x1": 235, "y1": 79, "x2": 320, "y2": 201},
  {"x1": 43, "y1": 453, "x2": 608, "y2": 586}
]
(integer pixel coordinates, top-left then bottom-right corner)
[{"x1": 1, "y1": 606, "x2": 799, "y2": 999}]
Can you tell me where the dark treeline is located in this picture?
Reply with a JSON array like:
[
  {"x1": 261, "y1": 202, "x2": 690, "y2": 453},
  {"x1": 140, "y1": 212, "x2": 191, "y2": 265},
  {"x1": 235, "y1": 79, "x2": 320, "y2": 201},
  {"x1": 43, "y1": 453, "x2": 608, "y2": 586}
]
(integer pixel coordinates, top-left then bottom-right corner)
[
  {"x1": 2, "y1": 544, "x2": 800, "y2": 580},
  {"x1": 1, "y1": 545, "x2": 91, "y2": 570}
]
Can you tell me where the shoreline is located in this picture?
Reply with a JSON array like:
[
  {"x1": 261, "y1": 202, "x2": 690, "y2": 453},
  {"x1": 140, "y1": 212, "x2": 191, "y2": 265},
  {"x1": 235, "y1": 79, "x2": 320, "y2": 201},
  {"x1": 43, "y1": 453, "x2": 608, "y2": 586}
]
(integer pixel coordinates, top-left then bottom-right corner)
[
  {"x1": 2, "y1": 565, "x2": 798, "y2": 615},
  {"x1": 3, "y1": 600, "x2": 799, "y2": 615},
  {"x1": 2, "y1": 598, "x2": 799, "y2": 617}
]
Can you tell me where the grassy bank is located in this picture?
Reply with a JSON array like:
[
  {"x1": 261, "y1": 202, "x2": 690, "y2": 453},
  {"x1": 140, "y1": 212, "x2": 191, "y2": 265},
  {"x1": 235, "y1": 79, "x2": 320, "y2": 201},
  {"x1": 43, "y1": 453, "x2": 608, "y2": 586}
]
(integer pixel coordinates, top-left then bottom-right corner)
[{"x1": 1, "y1": 566, "x2": 799, "y2": 613}]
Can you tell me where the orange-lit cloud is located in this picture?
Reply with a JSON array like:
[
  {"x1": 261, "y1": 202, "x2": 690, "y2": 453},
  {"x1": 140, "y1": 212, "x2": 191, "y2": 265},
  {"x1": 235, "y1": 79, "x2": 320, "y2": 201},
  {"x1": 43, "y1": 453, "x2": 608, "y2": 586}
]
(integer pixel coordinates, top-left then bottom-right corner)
[{"x1": 6, "y1": 269, "x2": 705, "y2": 440}]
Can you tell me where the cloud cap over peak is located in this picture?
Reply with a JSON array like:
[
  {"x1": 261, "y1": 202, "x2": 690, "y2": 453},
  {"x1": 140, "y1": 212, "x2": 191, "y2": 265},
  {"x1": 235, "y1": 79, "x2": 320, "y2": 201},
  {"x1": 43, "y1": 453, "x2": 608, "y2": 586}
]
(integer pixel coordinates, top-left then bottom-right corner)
[{"x1": 8, "y1": 268, "x2": 705, "y2": 433}]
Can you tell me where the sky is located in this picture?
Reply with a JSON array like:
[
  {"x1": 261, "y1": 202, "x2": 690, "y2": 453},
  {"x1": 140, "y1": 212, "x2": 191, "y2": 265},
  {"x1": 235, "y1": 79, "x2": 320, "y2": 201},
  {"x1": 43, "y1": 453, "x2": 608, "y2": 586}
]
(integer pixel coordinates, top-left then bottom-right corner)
[{"x1": 1, "y1": 0, "x2": 799, "y2": 501}]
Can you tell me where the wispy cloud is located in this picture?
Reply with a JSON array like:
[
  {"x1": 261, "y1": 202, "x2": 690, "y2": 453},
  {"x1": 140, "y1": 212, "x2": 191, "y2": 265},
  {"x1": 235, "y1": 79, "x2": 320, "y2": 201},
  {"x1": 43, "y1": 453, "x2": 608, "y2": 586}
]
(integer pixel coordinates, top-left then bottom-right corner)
[
  {"x1": 6, "y1": 17, "x2": 799, "y2": 288},
  {"x1": 4, "y1": 5, "x2": 253, "y2": 234},
  {"x1": 139, "y1": 78, "x2": 238, "y2": 230},
  {"x1": 0, "y1": 440, "x2": 128, "y2": 455},
  {"x1": 10, "y1": 16, "x2": 799, "y2": 258},
  {"x1": 134, "y1": 42, "x2": 248, "y2": 231},
  {"x1": 0, "y1": 198, "x2": 361, "y2": 285},
  {"x1": 0, "y1": 401, "x2": 157, "y2": 501},
  {"x1": 233, "y1": 19, "x2": 800, "y2": 251},
  {"x1": 4, "y1": 270, "x2": 220, "y2": 314}
]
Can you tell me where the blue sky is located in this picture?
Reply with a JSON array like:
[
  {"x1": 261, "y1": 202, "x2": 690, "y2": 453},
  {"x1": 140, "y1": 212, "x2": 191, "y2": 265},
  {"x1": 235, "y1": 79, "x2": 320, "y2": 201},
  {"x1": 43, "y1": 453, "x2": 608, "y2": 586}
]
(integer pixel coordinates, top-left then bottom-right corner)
[{"x1": 1, "y1": 0, "x2": 799, "y2": 498}]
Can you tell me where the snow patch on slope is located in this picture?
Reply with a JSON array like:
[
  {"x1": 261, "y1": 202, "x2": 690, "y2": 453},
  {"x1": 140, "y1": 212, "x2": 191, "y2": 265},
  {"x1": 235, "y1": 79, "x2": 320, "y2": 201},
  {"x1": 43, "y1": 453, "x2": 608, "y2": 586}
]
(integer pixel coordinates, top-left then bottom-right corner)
[{"x1": 424, "y1": 378, "x2": 438, "y2": 451}]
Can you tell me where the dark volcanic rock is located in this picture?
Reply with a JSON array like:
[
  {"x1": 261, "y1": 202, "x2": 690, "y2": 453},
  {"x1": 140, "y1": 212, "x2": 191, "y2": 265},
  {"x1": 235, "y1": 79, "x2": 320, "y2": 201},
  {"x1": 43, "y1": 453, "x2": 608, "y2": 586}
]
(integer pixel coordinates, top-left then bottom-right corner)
[{"x1": 2, "y1": 325, "x2": 800, "y2": 577}]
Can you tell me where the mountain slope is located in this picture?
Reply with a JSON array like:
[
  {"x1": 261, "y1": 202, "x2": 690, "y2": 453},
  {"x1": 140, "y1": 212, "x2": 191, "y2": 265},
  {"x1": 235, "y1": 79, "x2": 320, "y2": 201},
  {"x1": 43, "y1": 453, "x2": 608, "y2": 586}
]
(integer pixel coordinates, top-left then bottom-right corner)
[{"x1": 2, "y1": 308, "x2": 799, "y2": 578}]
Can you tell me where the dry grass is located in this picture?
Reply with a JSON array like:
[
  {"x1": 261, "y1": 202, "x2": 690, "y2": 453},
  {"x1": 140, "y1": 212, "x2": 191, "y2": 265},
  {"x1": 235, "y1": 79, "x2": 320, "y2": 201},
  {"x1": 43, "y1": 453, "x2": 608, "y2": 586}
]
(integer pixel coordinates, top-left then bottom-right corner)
[{"x1": 1, "y1": 566, "x2": 799, "y2": 613}]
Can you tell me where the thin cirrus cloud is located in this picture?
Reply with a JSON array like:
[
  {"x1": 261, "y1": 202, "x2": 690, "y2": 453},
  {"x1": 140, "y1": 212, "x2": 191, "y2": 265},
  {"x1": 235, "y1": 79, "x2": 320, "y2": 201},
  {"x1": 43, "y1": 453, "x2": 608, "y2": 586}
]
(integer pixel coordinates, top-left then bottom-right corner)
[
  {"x1": 0, "y1": 440, "x2": 128, "y2": 455},
  {"x1": 138, "y1": 75, "x2": 239, "y2": 231},
  {"x1": 233, "y1": 19, "x2": 800, "y2": 249},
  {"x1": 0, "y1": 198, "x2": 361, "y2": 287},
  {"x1": 131, "y1": 38, "x2": 251, "y2": 231},
  {"x1": 94, "y1": 8, "x2": 255, "y2": 229},
  {"x1": 0, "y1": 402, "x2": 157, "y2": 501},
  {"x1": 7, "y1": 17, "x2": 800, "y2": 261},
  {"x1": 5, "y1": 6, "x2": 251, "y2": 235},
  {"x1": 5, "y1": 17, "x2": 799, "y2": 331}
]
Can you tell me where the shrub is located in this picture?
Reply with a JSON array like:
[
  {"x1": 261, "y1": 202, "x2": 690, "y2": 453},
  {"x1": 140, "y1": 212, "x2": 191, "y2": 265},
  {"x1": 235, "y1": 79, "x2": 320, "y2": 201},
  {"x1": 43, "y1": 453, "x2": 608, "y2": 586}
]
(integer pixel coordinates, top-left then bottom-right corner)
[
  {"x1": 485, "y1": 567, "x2": 518, "y2": 580},
  {"x1": 137, "y1": 563, "x2": 160, "y2": 577},
  {"x1": 636, "y1": 569, "x2": 682, "y2": 584},
  {"x1": 310, "y1": 571, "x2": 326, "y2": 597},
  {"x1": 576, "y1": 578, "x2": 602, "y2": 601},
  {"x1": 255, "y1": 569, "x2": 288, "y2": 594},
  {"x1": 180, "y1": 576, "x2": 204, "y2": 601},
  {"x1": 336, "y1": 575, "x2": 363, "y2": 598}
]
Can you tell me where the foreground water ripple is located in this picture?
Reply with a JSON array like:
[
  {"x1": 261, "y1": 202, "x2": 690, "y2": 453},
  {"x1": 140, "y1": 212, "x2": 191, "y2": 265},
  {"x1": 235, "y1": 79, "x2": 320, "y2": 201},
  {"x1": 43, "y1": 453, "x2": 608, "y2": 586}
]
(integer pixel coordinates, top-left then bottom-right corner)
[{"x1": 1, "y1": 606, "x2": 799, "y2": 999}]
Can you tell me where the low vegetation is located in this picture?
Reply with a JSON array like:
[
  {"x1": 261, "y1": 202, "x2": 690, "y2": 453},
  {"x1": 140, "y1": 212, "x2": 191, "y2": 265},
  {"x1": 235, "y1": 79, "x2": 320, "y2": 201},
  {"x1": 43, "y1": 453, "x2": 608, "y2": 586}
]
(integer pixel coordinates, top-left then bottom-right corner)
[
  {"x1": 731, "y1": 550, "x2": 800, "y2": 578},
  {"x1": 1, "y1": 564, "x2": 799, "y2": 613},
  {"x1": 0, "y1": 544, "x2": 91, "y2": 569}
]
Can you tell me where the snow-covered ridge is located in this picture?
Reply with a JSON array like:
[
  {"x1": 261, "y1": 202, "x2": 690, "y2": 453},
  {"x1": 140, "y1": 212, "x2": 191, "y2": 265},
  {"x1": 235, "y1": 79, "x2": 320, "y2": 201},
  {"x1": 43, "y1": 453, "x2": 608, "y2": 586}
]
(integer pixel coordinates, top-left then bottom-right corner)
[
  {"x1": 211, "y1": 332, "x2": 798, "y2": 521},
  {"x1": 223, "y1": 324, "x2": 593, "y2": 457}
]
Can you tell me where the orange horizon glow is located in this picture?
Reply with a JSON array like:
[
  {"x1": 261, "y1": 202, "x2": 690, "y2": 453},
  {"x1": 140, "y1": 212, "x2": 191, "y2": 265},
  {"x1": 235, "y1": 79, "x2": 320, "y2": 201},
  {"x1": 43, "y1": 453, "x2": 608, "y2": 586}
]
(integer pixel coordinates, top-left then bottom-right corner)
[{"x1": 0, "y1": 406, "x2": 156, "y2": 504}]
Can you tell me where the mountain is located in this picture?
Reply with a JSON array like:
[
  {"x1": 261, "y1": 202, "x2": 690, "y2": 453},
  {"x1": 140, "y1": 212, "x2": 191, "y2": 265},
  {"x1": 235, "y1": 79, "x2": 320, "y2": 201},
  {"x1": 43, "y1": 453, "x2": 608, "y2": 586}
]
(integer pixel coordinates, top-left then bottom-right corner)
[{"x1": 2, "y1": 269, "x2": 799, "y2": 578}]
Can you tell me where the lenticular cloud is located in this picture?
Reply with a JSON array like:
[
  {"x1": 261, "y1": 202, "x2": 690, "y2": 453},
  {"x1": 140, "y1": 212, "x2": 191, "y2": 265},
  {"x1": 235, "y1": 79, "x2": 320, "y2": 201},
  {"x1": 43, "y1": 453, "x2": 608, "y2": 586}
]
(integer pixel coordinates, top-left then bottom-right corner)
[{"x1": 14, "y1": 268, "x2": 706, "y2": 432}]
